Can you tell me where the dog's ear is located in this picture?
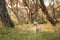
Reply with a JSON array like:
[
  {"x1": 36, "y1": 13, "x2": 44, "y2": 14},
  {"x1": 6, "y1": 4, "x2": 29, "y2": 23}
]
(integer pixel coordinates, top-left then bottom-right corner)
[{"x1": 34, "y1": 21, "x2": 38, "y2": 25}]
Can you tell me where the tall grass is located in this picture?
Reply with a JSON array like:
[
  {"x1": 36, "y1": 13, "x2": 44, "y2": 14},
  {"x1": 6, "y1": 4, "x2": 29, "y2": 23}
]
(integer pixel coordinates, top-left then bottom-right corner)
[{"x1": 0, "y1": 27, "x2": 60, "y2": 40}]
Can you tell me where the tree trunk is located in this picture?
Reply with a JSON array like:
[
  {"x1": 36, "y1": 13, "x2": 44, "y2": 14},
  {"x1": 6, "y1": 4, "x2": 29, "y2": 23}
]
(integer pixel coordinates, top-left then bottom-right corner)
[
  {"x1": 39, "y1": 0, "x2": 56, "y2": 25},
  {"x1": 34, "y1": 0, "x2": 38, "y2": 22},
  {"x1": 52, "y1": 6, "x2": 56, "y2": 20},
  {"x1": 0, "y1": 0, "x2": 14, "y2": 27}
]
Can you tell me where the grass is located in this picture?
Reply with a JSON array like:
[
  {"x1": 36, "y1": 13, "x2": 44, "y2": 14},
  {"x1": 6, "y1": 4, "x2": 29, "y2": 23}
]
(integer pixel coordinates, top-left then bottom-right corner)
[{"x1": 0, "y1": 27, "x2": 60, "y2": 40}]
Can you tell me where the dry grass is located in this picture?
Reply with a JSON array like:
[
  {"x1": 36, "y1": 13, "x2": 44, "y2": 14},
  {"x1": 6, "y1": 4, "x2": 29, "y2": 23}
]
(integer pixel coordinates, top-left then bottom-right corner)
[
  {"x1": 15, "y1": 22, "x2": 60, "y2": 32},
  {"x1": 9, "y1": 12, "x2": 60, "y2": 32}
]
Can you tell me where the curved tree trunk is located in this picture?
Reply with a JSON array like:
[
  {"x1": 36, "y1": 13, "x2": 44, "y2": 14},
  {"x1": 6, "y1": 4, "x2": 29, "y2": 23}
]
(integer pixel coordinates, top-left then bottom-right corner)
[
  {"x1": 0, "y1": 0, "x2": 14, "y2": 27},
  {"x1": 39, "y1": 0, "x2": 56, "y2": 25}
]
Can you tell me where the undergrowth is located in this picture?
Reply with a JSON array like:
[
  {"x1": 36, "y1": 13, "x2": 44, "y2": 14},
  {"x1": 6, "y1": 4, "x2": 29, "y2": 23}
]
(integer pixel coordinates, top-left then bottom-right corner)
[{"x1": 0, "y1": 27, "x2": 60, "y2": 40}]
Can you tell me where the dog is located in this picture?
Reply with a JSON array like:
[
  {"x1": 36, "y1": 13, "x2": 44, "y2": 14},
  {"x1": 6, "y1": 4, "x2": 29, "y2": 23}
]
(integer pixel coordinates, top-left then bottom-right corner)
[{"x1": 34, "y1": 21, "x2": 42, "y2": 32}]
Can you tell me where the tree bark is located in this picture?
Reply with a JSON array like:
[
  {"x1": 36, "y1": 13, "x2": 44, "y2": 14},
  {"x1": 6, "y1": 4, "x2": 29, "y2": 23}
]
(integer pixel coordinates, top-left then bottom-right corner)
[
  {"x1": 0, "y1": 0, "x2": 14, "y2": 27},
  {"x1": 34, "y1": 0, "x2": 38, "y2": 22},
  {"x1": 23, "y1": 0, "x2": 33, "y2": 23},
  {"x1": 39, "y1": 0, "x2": 56, "y2": 25}
]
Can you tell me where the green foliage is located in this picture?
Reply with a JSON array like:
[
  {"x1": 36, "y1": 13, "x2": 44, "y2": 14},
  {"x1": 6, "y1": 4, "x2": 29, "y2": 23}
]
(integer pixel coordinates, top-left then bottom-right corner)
[
  {"x1": 24, "y1": 18, "x2": 29, "y2": 24},
  {"x1": 37, "y1": 16, "x2": 48, "y2": 24},
  {"x1": 0, "y1": 27, "x2": 60, "y2": 40}
]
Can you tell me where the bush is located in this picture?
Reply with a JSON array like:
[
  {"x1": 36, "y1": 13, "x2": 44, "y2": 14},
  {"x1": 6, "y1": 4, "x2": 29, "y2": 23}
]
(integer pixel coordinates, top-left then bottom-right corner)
[{"x1": 37, "y1": 16, "x2": 48, "y2": 24}]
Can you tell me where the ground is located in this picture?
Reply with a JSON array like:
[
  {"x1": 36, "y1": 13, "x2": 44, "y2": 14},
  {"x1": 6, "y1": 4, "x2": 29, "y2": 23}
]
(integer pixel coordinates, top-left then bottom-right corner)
[
  {"x1": 0, "y1": 23, "x2": 60, "y2": 40},
  {"x1": 15, "y1": 22, "x2": 60, "y2": 32}
]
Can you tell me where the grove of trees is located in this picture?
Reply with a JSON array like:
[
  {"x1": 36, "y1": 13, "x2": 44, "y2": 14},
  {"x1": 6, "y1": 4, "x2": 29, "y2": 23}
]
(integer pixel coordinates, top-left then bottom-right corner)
[{"x1": 0, "y1": 0, "x2": 60, "y2": 27}]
